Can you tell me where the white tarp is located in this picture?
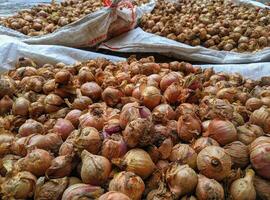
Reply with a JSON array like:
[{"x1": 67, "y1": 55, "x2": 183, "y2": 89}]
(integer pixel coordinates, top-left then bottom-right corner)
[
  {"x1": 0, "y1": 0, "x2": 155, "y2": 47},
  {"x1": 0, "y1": 35, "x2": 125, "y2": 74},
  {"x1": 100, "y1": 0, "x2": 270, "y2": 64},
  {"x1": 1, "y1": 35, "x2": 269, "y2": 80}
]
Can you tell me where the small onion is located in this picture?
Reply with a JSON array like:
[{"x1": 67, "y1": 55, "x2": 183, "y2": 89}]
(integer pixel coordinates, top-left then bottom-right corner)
[
  {"x1": 250, "y1": 136, "x2": 270, "y2": 180},
  {"x1": 102, "y1": 87, "x2": 123, "y2": 107},
  {"x1": 80, "y1": 82, "x2": 102, "y2": 101},
  {"x1": 101, "y1": 134, "x2": 127, "y2": 160},
  {"x1": 177, "y1": 113, "x2": 202, "y2": 142},
  {"x1": 18, "y1": 119, "x2": 44, "y2": 137},
  {"x1": 80, "y1": 150, "x2": 111, "y2": 186},
  {"x1": 245, "y1": 97, "x2": 263, "y2": 111},
  {"x1": 169, "y1": 144, "x2": 197, "y2": 169},
  {"x1": 34, "y1": 177, "x2": 69, "y2": 200},
  {"x1": 53, "y1": 118, "x2": 75, "y2": 140},
  {"x1": 204, "y1": 119, "x2": 237, "y2": 146},
  {"x1": 16, "y1": 149, "x2": 53, "y2": 176},
  {"x1": 230, "y1": 169, "x2": 256, "y2": 200},
  {"x1": 141, "y1": 86, "x2": 161, "y2": 109},
  {"x1": 166, "y1": 163, "x2": 198, "y2": 198},
  {"x1": 12, "y1": 97, "x2": 30, "y2": 116},
  {"x1": 160, "y1": 72, "x2": 181, "y2": 91},
  {"x1": 109, "y1": 171, "x2": 145, "y2": 200},
  {"x1": 196, "y1": 174, "x2": 224, "y2": 200},
  {"x1": 65, "y1": 109, "x2": 82, "y2": 127},
  {"x1": 237, "y1": 123, "x2": 264, "y2": 145},
  {"x1": 62, "y1": 184, "x2": 104, "y2": 200},
  {"x1": 192, "y1": 137, "x2": 220, "y2": 153},
  {"x1": 0, "y1": 95, "x2": 13, "y2": 115},
  {"x1": 112, "y1": 149, "x2": 155, "y2": 179},
  {"x1": 249, "y1": 106, "x2": 270, "y2": 134},
  {"x1": 197, "y1": 146, "x2": 232, "y2": 181},
  {"x1": 152, "y1": 104, "x2": 176, "y2": 124},
  {"x1": 0, "y1": 171, "x2": 36, "y2": 199},
  {"x1": 72, "y1": 96, "x2": 92, "y2": 110},
  {"x1": 147, "y1": 182, "x2": 174, "y2": 200},
  {"x1": 99, "y1": 191, "x2": 131, "y2": 200},
  {"x1": 123, "y1": 118, "x2": 153, "y2": 148},
  {"x1": 224, "y1": 141, "x2": 249, "y2": 168},
  {"x1": 164, "y1": 82, "x2": 182, "y2": 104}
]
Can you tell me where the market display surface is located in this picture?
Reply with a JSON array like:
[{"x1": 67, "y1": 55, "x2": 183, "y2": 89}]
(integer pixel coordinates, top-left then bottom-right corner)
[{"x1": 0, "y1": 55, "x2": 270, "y2": 200}]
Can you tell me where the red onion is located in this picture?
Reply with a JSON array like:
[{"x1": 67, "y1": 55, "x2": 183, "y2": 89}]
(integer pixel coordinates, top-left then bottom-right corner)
[
  {"x1": 0, "y1": 95, "x2": 13, "y2": 115},
  {"x1": 65, "y1": 109, "x2": 82, "y2": 127},
  {"x1": 141, "y1": 86, "x2": 161, "y2": 109},
  {"x1": 152, "y1": 104, "x2": 176, "y2": 124},
  {"x1": 0, "y1": 133, "x2": 15, "y2": 155},
  {"x1": 103, "y1": 118, "x2": 122, "y2": 135},
  {"x1": 101, "y1": 134, "x2": 127, "y2": 160},
  {"x1": 80, "y1": 82, "x2": 102, "y2": 101},
  {"x1": 192, "y1": 137, "x2": 220, "y2": 153},
  {"x1": 62, "y1": 184, "x2": 104, "y2": 200},
  {"x1": 72, "y1": 96, "x2": 92, "y2": 110},
  {"x1": 99, "y1": 191, "x2": 131, "y2": 200},
  {"x1": 160, "y1": 71, "x2": 181, "y2": 91},
  {"x1": 12, "y1": 97, "x2": 30, "y2": 116},
  {"x1": 53, "y1": 118, "x2": 75, "y2": 140},
  {"x1": 102, "y1": 87, "x2": 123, "y2": 107},
  {"x1": 164, "y1": 82, "x2": 182, "y2": 104},
  {"x1": 18, "y1": 119, "x2": 44, "y2": 137}
]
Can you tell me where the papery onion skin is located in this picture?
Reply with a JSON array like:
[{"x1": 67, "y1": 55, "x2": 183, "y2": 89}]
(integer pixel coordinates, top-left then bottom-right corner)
[
  {"x1": 123, "y1": 118, "x2": 153, "y2": 148},
  {"x1": 204, "y1": 119, "x2": 237, "y2": 146},
  {"x1": 18, "y1": 119, "x2": 44, "y2": 137},
  {"x1": 0, "y1": 95, "x2": 13, "y2": 115},
  {"x1": 12, "y1": 97, "x2": 30, "y2": 116},
  {"x1": 101, "y1": 134, "x2": 127, "y2": 160},
  {"x1": 250, "y1": 136, "x2": 270, "y2": 180},
  {"x1": 0, "y1": 133, "x2": 15, "y2": 155},
  {"x1": 166, "y1": 164, "x2": 198, "y2": 198},
  {"x1": 169, "y1": 144, "x2": 197, "y2": 169},
  {"x1": 230, "y1": 169, "x2": 256, "y2": 200},
  {"x1": 80, "y1": 150, "x2": 111, "y2": 186},
  {"x1": 141, "y1": 86, "x2": 161, "y2": 109},
  {"x1": 99, "y1": 191, "x2": 131, "y2": 200},
  {"x1": 65, "y1": 109, "x2": 82, "y2": 127},
  {"x1": 160, "y1": 72, "x2": 181, "y2": 91},
  {"x1": 62, "y1": 183, "x2": 104, "y2": 200},
  {"x1": 196, "y1": 174, "x2": 224, "y2": 200},
  {"x1": 113, "y1": 148, "x2": 155, "y2": 179},
  {"x1": 197, "y1": 146, "x2": 232, "y2": 181},
  {"x1": 177, "y1": 113, "x2": 202, "y2": 142},
  {"x1": 79, "y1": 112, "x2": 104, "y2": 131},
  {"x1": 192, "y1": 137, "x2": 220, "y2": 153},
  {"x1": 80, "y1": 82, "x2": 102, "y2": 101},
  {"x1": 0, "y1": 171, "x2": 36, "y2": 200},
  {"x1": 109, "y1": 171, "x2": 145, "y2": 200},
  {"x1": 237, "y1": 124, "x2": 265, "y2": 145},
  {"x1": 16, "y1": 149, "x2": 53, "y2": 176},
  {"x1": 152, "y1": 104, "x2": 176, "y2": 124},
  {"x1": 34, "y1": 177, "x2": 69, "y2": 200},
  {"x1": 102, "y1": 87, "x2": 123, "y2": 107},
  {"x1": 224, "y1": 141, "x2": 249, "y2": 168},
  {"x1": 249, "y1": 106, "x2": 270, "y2": 134},
  {"x1": 146, "y1": 182, "x2": 175, "y2": 200}
]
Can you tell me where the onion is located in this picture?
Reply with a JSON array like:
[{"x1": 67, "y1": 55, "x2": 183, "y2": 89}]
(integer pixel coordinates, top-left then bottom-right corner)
[
  {"x1": 237, "y1": 123, "x2": 265, "y2": 145},
  {"x1": 230, "y1": 169, "x2": 256, "y2": 200},
  {"x1": 147, "y1": 182, "x2": 174, "y2": 200},
  {"x1": 180, "y1": 195, "x2": 197, "y2": 200},
  {"x1": 249, "y1": 106, "x2": 270, "y2": 134},
  {"x1": 103, "y1": 118, "x2": 122, "y2": 135},
  {"x1": 166, "y1": 163, "x2": 198, "y2": 198},
  {"x1": 123, "y1": 118, "x2": 153, "y2": 148},
  {"x1": 224, "y1": 141, "x2": 249, "y2": 168},
  {"x1": 99, "y1": 191, "x2": 131, "y2": 200},
  {"x1": 164, "y1": 82, "x2": 182, "y2": 104},
  {"x1": 196, "y1": 174, "x2": 224, "y2": 200},
  {"x1": 261, "y1": 96, "x2": 270, "y2": 107},
  {"x1": 109, "y1": 171, "x2": 145, "y2": 200},
  {"x1": 72, "y1": 96, "x2": 92, "y2": 110},
  {"x1": 169, "y1": 144, "x2": 197, "y2": 169},
  {"x1": 53, "y1": 118, "x2": 75, "y2": 140},
  {"x1": 246, "y1": 97, "x2": 263, "y2": 111},
  {"x1": 62, "y1": 183, "x2": 104, "y2": 200},
  {"x1": 73, "y1": 127, "x2": 102, "y2": 155},
  {"x1": 112, "y1": 149, "x2": 155, "y2": 179},
  {"x1": 45, "y1": 155, "x2": 73, "y2": 179},
  {"x1": 55, "y1": 70, "x2": 71, "y2": 84},
  {"x1": 0, "y1": 154, "x2": 21, "y2": 176},
  {"x1": 44, "y1": 94, "x2": 64, "y2": 113},
  {"x1": 102, "y1": 87, "x2": 123, "y2": 107},
  {"x1": 0, "y1": 76, "x2": 15, "y2": 98},
  {"x1": 34, "y1": 177, "x2": 69, "y2": 200},
  {"x1": 80, "y1": 82, "x2": 102, "y2": 101},
  {"x1": 197, "y1": 146, "x2": 232, "y2": 181},
  {"x1": 177, "y1": 113, "x2": 202, "y2": 142},
  {"x1": 59, "y1": 141, "x2": 75, "y2": 156},
  {"x1": 254, "y1": 175, "x2": 270, "y2": 200},
  {"x1": 204, "y1": 119, "x2": 237, "y2": 146},
  {"x1": 175, "y1": 103, "x2": 198, "y2": 119},
  {"x1": 101, "y1": 134, "x2": 127, "y2": 160},
  {"x1": 152, "y1": 104, "x2": 176, "y2": 124},
  {"x1": 0, "y1": 133, "x2": 15, "y2": 155},
  {"x1": 65, "y1": 109, "x2": 82, "y2": 127},
  {"x1": 141, "y1": 86, "x2": 161, "y2": 109},
  {"x1": 160, "y1": 72, "x2": 181, "y2": 91},
  {"x1": 158, "y1": 138, "x2": 173, "y2": 160},
  {"x1": 12, "y1": 97, "x2": 30, "y2": 116},
  {"x1": 250, "y1": 136, "x2": 270, "y2": 180},
  {"x1": 0, "y1": 95, "x2": 13, "y2": 115},
  {"x1": 80, "y1": 150, "x2": 111, "y2": 186},
  {"x1": 0, "y1": 171, "x2": 36, "y2": 199},
  {"x1": 16, "y1": 149, "x2": 53, "y2": 176},
  {"x1": 78, "y1": 67, "x2": 95, "y2": 84},
  {"x1": 18, "y1": 119, "x2": 44, "y2": 137},
  {"x1": 192, "y1": 137, "x2": 220, "y2": 153}
]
